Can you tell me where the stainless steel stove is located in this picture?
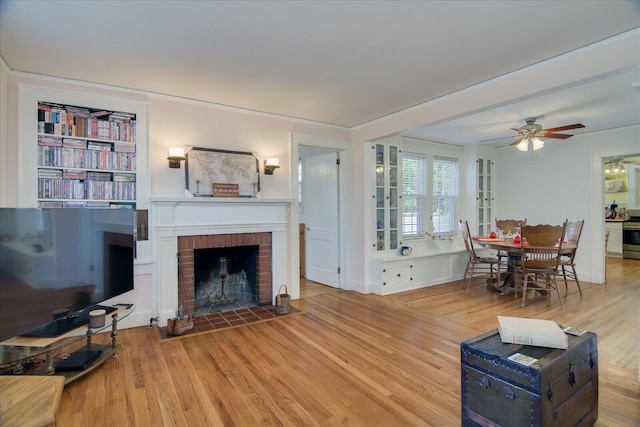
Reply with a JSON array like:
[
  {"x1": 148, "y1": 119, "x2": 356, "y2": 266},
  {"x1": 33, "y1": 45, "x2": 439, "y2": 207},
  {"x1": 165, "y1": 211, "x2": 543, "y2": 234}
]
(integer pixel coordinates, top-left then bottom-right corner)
[{"x1": 623, "y1": 209, "x2": 640, "y2": 259}]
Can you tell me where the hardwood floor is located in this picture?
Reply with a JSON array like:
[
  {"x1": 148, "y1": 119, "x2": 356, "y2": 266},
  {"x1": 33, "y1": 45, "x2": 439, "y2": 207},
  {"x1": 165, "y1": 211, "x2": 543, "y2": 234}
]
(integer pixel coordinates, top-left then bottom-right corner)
[{"x1": 56, "y1": 259, "x2": 639, "y2": 426}]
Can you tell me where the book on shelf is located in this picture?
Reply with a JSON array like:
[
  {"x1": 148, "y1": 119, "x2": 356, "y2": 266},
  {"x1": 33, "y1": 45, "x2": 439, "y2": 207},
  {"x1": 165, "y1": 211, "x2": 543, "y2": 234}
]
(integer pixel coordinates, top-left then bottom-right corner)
[
  {"x1": 113, "y1": 142, "x2": 136, "y2": 153},
  {"x1": 38, "y1": 169, "x2": 63, "y2": 178},
  {"x1": 497, "y1": 316, "x2": 568, "y2": 349},
  {"x1": 86, "y1": 201, "x2": 111, "y2": 208},
  {"x1": 40, "y1": 122, "x2": 74, "y2": 136},
  {"x1": 88, "y1": 141, "x2": 112, "y2": 151},
  {"x1": 38, "y1": 135, "x2": 63, "y2": 146},
  {"x1": 62, "y1": 170, "x2": 87, "y2": 180},
  {"x1": 64, "y1": 105, "x2": 91, "y2": 117},
  {"x1": 62, "y1": 201, "x2": 88, "y2": 208},
  {"x1": 113, "y1": 173, "x2": 135, "y2": 182},
  {"x1": 62, "y1": 138, "x2": 87, "y2": 148},
  {"x1": 90, "y1": 110, "x2": 112, "y2": 118},
  {"x1": 109, "y1": 111, "x2": 136, "y2": 120},
  {"x1": 87, "y1": 171, "x2": 112, "y2": 181},
  {"x1": 38, "y1": 103, "x2": 136, "y2": 142},
  {"x1": 38, "y1": 201, "x2": 63, "y2": 208}
]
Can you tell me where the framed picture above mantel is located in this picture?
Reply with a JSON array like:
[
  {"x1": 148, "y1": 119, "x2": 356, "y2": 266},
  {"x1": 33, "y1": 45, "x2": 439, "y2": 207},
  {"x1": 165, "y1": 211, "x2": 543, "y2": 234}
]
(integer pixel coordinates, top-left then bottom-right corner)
[{"x1": 185, "y1": 147, "x2": 260, "y2": 197}]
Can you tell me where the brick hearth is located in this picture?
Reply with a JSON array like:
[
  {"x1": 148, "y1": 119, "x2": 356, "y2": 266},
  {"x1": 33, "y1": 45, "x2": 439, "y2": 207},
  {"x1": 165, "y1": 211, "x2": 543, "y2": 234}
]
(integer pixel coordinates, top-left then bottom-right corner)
[{"x1": 177, "y1": 232, "x2": 272, "y2": 317}]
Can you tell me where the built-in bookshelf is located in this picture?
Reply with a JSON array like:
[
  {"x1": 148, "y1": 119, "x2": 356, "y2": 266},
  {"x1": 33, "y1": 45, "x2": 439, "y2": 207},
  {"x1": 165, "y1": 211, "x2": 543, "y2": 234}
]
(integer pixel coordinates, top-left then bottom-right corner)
[{"x1": 37, "y1": 102, "x2": 137, "y2": 208}]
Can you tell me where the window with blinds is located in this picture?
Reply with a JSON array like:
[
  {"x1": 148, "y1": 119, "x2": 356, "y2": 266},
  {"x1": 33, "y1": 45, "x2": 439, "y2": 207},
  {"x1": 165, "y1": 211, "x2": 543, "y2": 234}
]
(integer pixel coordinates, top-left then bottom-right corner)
[
  {"x1": 402, "y1": 153, "x2": 428, "y2": 238},
  {"x1": 432, "y1": 157, "x2": 459, "y2": 234}
]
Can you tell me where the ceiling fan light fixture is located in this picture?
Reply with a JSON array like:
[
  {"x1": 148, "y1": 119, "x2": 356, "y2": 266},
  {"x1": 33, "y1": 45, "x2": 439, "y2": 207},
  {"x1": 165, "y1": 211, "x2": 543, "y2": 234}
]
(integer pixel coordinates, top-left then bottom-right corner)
[
  {"x1": 498, "y1": 119, "x2": 585, "y2": 150},
  {"x1": 531, "y1": 137, "x2": 544, "y2": 150}
]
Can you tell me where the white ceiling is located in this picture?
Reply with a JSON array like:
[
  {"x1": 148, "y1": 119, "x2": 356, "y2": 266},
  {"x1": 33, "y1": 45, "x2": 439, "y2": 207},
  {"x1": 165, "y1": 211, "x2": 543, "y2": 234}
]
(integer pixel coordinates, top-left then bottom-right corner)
[{"x1": 1, "y1": 1, "x2": 639, "y2": 147}]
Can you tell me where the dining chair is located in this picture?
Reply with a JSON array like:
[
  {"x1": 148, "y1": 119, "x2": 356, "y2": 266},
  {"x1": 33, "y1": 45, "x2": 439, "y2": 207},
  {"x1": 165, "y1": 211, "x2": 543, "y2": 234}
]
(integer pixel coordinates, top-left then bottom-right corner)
[
  {"x1": 494, "y1": 218, "x2": 527, "y2": 268},
  {"x1": 514, "y1": 221, "x2": 567, "y2": 309},
  {"x1": 458, "y1": 220, "x2": 501, "y2": 291},
  {"x1": 558, "y1": 219, "x2": 584, "y2": 297},
  {"x1": 495, "y1": 218, "x2": 527, "y2": 235}
]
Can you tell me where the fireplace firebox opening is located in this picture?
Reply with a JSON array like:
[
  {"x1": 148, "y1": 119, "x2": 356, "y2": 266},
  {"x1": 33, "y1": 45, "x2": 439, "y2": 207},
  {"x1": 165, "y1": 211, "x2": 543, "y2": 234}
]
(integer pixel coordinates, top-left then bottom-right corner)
[
  {"x1": 177, "y1": 232, "x2": 273, "y2": 319},
  {"x1": 194, "y1": 246, "x2": 258, "y2": 315}
]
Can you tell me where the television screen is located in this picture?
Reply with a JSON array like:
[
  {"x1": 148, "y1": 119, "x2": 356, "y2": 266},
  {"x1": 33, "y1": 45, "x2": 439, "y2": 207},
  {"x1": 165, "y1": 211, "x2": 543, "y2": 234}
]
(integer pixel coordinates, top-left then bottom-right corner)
[{"x1": 0, "y1": 208, "x2": 135, "y2": 342}]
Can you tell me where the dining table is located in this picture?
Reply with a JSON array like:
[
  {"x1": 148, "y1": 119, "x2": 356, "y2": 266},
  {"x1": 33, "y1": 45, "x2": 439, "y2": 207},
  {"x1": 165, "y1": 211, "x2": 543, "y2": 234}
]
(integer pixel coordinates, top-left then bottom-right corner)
[{"x1": 471, "y1": 236, "x2": 576, "y2": 293}]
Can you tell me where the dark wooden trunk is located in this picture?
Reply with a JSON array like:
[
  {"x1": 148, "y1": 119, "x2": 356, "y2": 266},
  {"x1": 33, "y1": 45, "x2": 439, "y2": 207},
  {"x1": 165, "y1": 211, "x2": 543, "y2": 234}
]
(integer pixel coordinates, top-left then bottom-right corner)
[{"x1": 461, "y1": 328, "x2": 598, "y2": 427}]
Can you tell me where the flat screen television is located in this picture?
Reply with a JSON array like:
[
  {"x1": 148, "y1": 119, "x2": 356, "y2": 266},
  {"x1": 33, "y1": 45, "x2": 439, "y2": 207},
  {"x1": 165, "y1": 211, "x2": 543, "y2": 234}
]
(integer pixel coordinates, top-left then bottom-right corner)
[{"x1": 0, "y1": 208, "x2": 135, "y2": 342}]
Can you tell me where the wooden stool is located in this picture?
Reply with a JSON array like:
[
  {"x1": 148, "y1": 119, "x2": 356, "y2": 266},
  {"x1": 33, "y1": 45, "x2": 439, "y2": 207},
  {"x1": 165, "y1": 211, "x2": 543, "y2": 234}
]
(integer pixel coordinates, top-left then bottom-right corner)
[{"x1": 0, "y1": 375, "x2": 65, "y2": 427}]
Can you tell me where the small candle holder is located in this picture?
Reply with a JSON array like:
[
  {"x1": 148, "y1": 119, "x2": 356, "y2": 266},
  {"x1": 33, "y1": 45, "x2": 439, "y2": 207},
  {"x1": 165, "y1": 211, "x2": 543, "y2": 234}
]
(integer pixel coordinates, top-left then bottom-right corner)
[{"x1": 214, "y1": 257, "x2": 235, "y2": 303}]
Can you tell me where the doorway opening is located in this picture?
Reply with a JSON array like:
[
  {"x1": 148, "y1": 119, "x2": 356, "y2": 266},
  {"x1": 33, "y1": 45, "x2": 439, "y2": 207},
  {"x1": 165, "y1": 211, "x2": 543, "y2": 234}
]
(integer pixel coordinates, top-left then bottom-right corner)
[
  {"x1": 593, "y1": 146, "x2": 640, "y2": 284},
  {"x1": 298, "y1": 145, "x2": 342, "y2": 289}
]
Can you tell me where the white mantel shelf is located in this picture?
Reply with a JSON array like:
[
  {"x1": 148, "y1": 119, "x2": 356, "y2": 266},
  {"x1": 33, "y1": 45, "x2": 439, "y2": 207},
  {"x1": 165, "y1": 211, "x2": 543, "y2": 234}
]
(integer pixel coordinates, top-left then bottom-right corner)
[
  {"x1": 149, "y1": 197, "x2": 293, "y2": 326},
  {"x1": 149, "y1": 197, "x2": 294, "y2": 237}
]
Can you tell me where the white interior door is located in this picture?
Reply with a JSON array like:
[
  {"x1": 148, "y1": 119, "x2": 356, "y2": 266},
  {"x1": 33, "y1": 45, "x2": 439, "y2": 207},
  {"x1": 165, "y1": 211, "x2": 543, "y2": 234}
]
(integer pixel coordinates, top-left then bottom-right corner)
[{"x1": 304, "y1": 152, "x2": 340, "y2": 287}]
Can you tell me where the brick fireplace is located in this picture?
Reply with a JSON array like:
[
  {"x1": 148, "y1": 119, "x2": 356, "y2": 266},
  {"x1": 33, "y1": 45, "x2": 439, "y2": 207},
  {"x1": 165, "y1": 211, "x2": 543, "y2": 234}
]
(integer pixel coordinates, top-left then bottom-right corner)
[
  {"x1": 151, "y1": 198, "x2": 292, "y2": 327},
  {"x1": 177, "y1": 232, "x2": 272, "y2": 317}
]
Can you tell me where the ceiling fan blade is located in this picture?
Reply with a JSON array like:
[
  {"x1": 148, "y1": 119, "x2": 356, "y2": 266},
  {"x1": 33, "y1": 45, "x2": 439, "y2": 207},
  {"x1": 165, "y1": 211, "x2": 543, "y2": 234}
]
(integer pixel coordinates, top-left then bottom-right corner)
[
  {"x1": 508, "y1": 137, "x2": 524, "y2": 146},
  {"x1": 543, "y1": 133, "x2": 573, "y2": 140},
  {"x1": 480, "y1": 135, "x2": 519, "y2": 143},
  {"x1": 542, "y1": 123, "x2": 585, "y2": 133}
]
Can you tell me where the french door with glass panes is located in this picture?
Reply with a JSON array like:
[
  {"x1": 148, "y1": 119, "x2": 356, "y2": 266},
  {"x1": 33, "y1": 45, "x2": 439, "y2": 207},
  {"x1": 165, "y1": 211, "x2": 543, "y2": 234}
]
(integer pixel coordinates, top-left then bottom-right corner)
[
  {"x1": 373, "y1": 141, "x2": 402, "y2": 253},
  {"x1": 476, "y1": 158, "x2": 494, "y2": 236}
]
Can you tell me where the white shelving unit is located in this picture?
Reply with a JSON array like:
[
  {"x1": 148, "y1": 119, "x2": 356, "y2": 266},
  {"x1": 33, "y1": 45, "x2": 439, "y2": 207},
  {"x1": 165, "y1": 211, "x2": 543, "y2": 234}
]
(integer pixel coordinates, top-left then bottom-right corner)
[
  {"x1": 364, "y1": 137, "x2": 467, "y2": 295},
  {"x1": 36, "y1": 102, "x2": 137, "y2": 209},
  {"x1": 372, "y1": 140, "x2": 402, "y2": 253},
  {"x1": 17, "y1": 85, "x2": 149, "y2": 210},
  {"x1": 476, "y1": 157, "x2": 494, "y2": 236}
]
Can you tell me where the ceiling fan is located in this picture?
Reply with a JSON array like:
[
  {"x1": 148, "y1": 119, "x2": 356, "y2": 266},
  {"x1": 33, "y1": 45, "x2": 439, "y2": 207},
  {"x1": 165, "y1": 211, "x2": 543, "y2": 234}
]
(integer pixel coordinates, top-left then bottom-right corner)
[
  {"x1": 604, "y1": 156, "x2": 640, "y2": 175},
  {"x1": 487, "y1": 118, "x2": 585, "y2": 151}
]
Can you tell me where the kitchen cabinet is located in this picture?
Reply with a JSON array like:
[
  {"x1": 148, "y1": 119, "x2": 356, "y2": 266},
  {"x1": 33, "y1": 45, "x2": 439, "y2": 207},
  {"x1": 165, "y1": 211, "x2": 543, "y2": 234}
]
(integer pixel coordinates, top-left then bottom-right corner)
[{"x1": 605, "y1": 221, "x2": 623, "y2": 257}]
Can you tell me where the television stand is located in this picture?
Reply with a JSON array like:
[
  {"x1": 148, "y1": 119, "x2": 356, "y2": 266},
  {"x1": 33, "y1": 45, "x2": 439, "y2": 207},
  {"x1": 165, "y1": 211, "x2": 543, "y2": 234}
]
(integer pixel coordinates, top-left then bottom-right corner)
[
  {"x1": 21, "y1": 305, "x2": 118, "y2": 338},
  {"x1": 0, "y1": 303, "x2": 135, "y2": 384}
]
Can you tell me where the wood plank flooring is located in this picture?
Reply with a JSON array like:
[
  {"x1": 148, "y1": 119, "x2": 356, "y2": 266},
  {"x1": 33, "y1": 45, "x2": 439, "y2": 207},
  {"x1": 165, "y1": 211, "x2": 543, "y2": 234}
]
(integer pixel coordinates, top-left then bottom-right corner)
[{"x1": 56, "y1": 258, "x2": 639, "y2": 426}]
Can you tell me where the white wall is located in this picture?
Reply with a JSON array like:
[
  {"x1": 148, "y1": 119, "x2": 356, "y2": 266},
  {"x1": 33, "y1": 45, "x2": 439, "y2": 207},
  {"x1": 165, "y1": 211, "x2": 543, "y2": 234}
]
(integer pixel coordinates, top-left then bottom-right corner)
[
  {"x1": 147, "y1": 96, "x2": 349, "y2": 199},
  {"x1": 1, "y1": 66, "x2": 637, "y2": 327},
  {"x1": 495, "y1": 125, "x2": 640, "y2": 284},
  {"x1": 0, "y1": 72, "x2": 350, "y2": 329}
]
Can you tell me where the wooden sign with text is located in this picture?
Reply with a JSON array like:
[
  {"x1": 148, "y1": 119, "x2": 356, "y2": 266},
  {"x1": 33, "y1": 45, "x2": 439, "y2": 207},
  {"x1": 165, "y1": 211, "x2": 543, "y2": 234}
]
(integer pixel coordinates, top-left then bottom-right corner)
[{"x1": 212, "y1": 183, "x2": 239, "y2": 198}]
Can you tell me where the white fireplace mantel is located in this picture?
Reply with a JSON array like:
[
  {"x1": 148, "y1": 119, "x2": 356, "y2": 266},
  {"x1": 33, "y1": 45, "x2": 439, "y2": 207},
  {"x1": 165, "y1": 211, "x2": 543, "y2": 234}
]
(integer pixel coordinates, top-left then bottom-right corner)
[{"x1": 150, "y1": 197, "x2": 294, "y2": 325}]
